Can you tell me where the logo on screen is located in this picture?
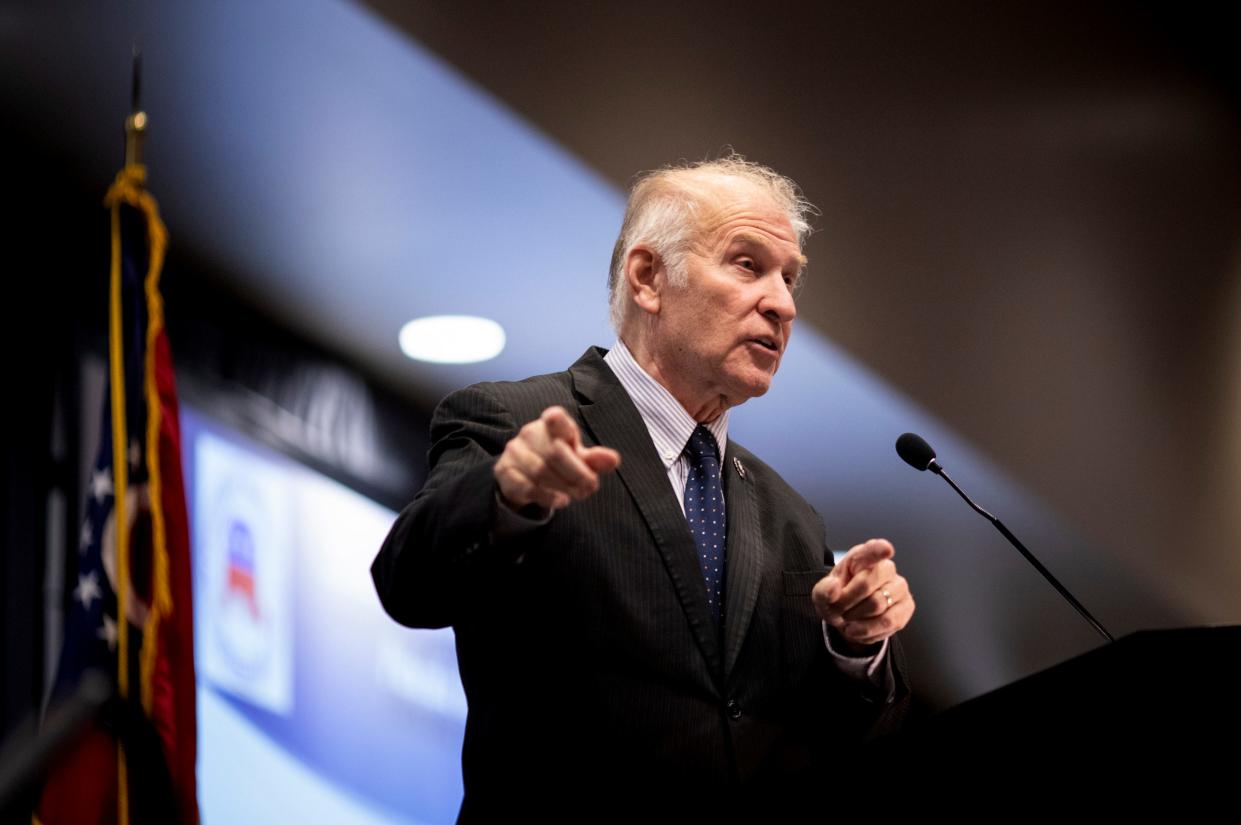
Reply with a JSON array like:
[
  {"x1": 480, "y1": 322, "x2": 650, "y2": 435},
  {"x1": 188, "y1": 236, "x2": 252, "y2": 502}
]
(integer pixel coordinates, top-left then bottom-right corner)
[
  {"x1": 215, "y1": 516, "x2": 272, "y2": 681},
  {"x1": 195, "y1": 434, "x2": 294, "y2": 716}
]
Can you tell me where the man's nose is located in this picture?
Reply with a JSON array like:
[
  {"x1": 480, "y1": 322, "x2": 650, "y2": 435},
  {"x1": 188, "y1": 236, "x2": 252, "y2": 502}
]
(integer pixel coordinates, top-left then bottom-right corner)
[{"x1": 759, "y1": 274, "x2": 797, "y2": 323}]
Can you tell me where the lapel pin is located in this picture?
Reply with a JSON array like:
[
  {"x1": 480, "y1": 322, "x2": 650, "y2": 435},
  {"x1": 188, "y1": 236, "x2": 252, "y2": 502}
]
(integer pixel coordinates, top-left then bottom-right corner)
[{"x1": 733, "y1": 457, "x2": 746, "y2": 479}]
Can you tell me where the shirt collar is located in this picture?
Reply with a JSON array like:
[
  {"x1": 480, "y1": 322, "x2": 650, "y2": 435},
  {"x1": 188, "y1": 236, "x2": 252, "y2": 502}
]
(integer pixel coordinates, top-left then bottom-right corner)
[{"x1": 603, "y1": 339, "x2": 729, "y2": 469}]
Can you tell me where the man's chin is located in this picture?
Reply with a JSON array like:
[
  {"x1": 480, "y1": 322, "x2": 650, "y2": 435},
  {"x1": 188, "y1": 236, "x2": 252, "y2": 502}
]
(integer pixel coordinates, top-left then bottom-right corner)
[{"x1": 726, "y1": 375, "x2": 774, "y2": 405}]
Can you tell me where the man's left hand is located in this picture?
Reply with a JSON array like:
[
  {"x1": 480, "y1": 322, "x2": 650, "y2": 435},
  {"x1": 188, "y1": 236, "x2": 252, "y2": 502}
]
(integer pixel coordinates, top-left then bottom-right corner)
[{"x1": 812, "y1": 538, "x2": 914, "y2": 653}]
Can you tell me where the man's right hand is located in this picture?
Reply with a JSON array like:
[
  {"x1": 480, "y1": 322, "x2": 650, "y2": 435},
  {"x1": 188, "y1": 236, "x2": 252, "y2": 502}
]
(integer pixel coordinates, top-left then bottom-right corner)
[{"x1": 494, "y1": 406, "x2": 621, "y2": 512}]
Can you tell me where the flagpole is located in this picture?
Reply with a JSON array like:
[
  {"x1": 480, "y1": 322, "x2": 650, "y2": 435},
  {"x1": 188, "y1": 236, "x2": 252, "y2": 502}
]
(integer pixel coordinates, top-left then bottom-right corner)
[{"x1": 112, "y1": 42, "x2": 145, "y2": 825}]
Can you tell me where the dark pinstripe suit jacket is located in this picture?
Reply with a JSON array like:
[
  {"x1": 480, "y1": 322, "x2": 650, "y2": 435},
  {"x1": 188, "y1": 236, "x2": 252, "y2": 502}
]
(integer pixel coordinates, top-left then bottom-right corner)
[{"x1": 372, "y1": 346, "x2": 910, "y2": 821}]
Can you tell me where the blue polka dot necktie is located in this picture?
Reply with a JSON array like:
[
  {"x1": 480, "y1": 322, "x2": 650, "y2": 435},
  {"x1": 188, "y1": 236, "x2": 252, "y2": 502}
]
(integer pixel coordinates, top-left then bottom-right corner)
[{"x1": 683, "y1": 425, "x2": 727, "y2": 626}]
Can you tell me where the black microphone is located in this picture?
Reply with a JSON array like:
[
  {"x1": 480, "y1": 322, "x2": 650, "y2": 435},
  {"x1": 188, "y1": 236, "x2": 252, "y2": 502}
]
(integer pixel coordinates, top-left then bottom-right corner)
[
  {"x1": 896, "y1": 432, "x2": 1113, "y2": 643},
  {"x1": 895, "y1": 432, "x2": 941, "y2": 475}
]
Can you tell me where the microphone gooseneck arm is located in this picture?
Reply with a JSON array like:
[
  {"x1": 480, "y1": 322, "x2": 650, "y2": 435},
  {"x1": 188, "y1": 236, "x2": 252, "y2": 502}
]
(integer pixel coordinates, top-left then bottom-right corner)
[
  {"x1": 936, "y1": 463, "x2": 1113, "y2": 643},
  {"x1": 898, "y1": 432, "x2": 1114, "y2": 644}
]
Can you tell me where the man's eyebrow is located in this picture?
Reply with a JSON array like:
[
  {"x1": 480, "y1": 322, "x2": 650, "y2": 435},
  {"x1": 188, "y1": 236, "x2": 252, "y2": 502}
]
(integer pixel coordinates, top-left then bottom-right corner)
[{"x1": 727, "y1": 233, "x2": 808, "y2": 271}]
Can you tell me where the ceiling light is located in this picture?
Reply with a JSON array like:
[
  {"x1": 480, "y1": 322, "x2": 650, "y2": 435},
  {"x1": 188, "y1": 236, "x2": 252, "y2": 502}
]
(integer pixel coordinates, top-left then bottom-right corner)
[{"x1": 399, "y1": 315, "x2": 506, "y2": 364}]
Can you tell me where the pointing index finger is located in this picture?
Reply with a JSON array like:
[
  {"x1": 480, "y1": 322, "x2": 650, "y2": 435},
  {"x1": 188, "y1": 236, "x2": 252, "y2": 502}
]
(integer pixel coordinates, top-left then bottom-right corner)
[
  {"x1": 841, "y1": 538, "x2": 895, "y2": 578},
  {"x1": 542, "y1": 406, "x2": 580, "y2": 448}
]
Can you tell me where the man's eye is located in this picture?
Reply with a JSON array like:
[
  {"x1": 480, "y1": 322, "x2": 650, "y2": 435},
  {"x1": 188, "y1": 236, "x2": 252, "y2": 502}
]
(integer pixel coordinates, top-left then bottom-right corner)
[{"x1": 737, "y1": 259, "x2": 757, "y2": 271}]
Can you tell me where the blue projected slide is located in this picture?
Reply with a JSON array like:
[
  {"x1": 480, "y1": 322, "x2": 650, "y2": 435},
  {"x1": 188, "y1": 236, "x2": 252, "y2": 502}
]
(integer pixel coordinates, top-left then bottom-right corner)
[{"x1": 182, "y1": 407, "x2": 466, "y2": 825}]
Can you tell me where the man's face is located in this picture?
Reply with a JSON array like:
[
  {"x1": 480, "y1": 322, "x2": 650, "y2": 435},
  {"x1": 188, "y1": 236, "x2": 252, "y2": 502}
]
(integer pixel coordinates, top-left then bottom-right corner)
[{"x1": 653, "y1": 181, "x2": 802, "y2": 412}]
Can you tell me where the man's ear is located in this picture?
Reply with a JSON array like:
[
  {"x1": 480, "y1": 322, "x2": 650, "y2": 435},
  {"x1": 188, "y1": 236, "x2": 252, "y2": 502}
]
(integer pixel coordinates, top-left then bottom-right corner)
[{"x1": 625, "y1": 245, "x2": 663, "y2": 316}]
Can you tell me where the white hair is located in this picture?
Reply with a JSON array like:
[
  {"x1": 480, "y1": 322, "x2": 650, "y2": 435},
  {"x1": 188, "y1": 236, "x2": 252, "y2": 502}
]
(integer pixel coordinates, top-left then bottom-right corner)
[{"x1": 607, "y1": 153, "x2": 816, "y2": 333}]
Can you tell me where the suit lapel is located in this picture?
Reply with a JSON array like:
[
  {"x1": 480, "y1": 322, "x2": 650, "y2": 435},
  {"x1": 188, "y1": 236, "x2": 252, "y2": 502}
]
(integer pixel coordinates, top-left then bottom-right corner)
[
  {"x1": 721, "y1": 444, "x2": 762, "y2": 679},
  {"x1": 570, "y1": 348, "x2": 723, "y2": 678}
]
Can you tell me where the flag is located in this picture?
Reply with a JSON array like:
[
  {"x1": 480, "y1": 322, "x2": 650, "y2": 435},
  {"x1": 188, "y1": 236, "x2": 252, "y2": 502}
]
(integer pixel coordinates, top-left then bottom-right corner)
[{"x1": 36, "y1": 163, "x2": 198, "y2": 825}]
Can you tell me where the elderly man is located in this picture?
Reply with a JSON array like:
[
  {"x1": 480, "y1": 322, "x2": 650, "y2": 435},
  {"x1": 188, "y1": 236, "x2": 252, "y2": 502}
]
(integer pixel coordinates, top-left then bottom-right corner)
[{"x1": 372, "y1": 156, "x2": 914, "y2": 821}]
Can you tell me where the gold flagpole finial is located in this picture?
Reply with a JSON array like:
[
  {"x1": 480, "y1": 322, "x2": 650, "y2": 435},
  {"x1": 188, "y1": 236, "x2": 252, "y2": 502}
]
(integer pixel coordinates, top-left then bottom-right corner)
[
  {"x1": 124, "y1": 111, "x2": 147, "y2": 168},
  {"x1": 124, "y1": 45, "x2": 146, "y2": 169}
]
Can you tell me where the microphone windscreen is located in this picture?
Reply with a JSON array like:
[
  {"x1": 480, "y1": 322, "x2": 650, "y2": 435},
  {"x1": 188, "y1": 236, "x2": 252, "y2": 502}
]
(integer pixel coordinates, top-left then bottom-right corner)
[{"x1": 896, "y1": 432, "x2": 937, "y2": 471}]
